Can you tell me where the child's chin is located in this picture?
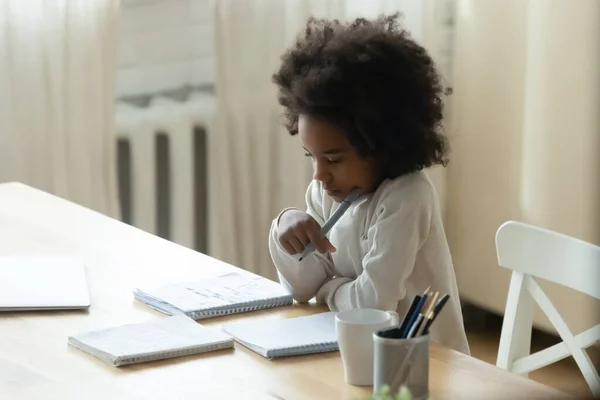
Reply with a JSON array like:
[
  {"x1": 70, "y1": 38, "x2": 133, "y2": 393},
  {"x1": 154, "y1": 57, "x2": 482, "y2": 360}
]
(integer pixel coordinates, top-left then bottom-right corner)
[{"x1": 326, "y1": 190, "x2": 345, "y2": 202}]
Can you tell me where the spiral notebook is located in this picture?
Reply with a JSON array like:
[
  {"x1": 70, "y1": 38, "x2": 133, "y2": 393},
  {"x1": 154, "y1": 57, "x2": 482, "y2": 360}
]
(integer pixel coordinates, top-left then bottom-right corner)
[
  {"x1": 68, "y1": 315, "x2": 234, "y2": 367},
  {"x1": 221, "y1": 312, "x2": 338, "y2": 360},
  {"x1": 133, "y1": 272, "x2": 293, "y2": 320}
]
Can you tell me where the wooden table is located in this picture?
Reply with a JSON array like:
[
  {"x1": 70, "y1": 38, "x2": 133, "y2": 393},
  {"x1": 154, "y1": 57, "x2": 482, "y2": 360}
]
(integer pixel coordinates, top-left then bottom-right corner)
[{"x1": 0, "y1": 182, "x2": 570, "y2": 400}]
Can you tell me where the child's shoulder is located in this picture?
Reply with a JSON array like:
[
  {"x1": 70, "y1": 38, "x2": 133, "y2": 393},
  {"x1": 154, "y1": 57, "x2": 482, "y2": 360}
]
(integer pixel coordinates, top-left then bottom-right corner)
[
  {"x1": 368, "y1": 171, "x2": 437, "y2": 218},
  {"x1": 373, "y1": 171, "x2": 436, "y2": 204}
]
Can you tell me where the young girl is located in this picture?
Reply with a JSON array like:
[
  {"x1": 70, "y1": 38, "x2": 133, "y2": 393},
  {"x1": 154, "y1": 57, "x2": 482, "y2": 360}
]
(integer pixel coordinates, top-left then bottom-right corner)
[{"x1": 268, "y1": 14, "x2": 470, "y2": 355}]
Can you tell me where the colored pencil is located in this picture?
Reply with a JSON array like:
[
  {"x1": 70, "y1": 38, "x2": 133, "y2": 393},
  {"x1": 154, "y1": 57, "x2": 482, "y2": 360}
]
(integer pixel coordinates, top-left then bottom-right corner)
[
  {"x1": 422, "y1": 293, "x2": 450, "y2": 335},
  {"x1": 401, "y1": 288, "x2": 429, "y2": 338},
  {"x1": 398, "y1": 295, "x2": 421, "y2": 333}
]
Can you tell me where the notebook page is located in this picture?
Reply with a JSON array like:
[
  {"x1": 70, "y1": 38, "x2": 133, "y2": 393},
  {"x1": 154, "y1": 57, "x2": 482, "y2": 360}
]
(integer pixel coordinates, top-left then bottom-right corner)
[
  {"x1": 68, "y1": 315, "x2": 233, "y2": 361},
  {"x1": 222, "y1": 312, "x2": 337, "y2": 353},
  {"x1": 135, "y1": 273, "x2": 291, "y2": 312}
]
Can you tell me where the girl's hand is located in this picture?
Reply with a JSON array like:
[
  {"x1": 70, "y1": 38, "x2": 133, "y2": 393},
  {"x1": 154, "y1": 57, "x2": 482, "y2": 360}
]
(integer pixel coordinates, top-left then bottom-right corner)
[{"x1": 278, "y1": 210, "x2": 336, "y2": 256}]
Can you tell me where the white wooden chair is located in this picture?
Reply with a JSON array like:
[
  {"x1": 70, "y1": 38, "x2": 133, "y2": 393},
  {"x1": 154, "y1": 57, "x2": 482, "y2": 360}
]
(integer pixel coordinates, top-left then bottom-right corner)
[{"x1": 495, "y1": 221, "x2": 600, "y2": 397}]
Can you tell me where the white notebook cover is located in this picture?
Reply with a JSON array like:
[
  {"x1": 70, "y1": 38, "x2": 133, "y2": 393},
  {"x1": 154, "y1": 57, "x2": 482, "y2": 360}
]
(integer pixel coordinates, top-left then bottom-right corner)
[
  {"x1": 221, "y1": 312, "x2": 338, "y2": 360},
  {"x1": 133, "y1": 272, "x2": 293, "y2": 319},
  {"x1": 0, "y1": 256, "x2": 90, "y2": 311},
  {"x1": 68, "y1": 315, "x2": 234, "y2": 367}
]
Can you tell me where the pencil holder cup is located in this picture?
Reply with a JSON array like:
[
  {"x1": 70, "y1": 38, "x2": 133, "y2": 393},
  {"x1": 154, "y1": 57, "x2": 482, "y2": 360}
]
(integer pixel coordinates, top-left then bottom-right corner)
[{"x1": 373, "y1": 327, "x2": 429, "y2": 400}]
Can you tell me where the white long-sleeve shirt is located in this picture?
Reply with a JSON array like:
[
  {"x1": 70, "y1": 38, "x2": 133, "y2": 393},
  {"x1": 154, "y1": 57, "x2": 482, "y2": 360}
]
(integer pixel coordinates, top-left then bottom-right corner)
[{"x1": 268, "y1": 171, "x2": 470, "y2": 355}]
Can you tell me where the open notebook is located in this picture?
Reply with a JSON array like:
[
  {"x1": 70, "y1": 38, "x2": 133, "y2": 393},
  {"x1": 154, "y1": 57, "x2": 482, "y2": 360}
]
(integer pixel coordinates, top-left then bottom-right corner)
[
  {"x1": 133, "y1": 272, "x2": 293, "y2": 320},
  {"x1": 68, "y1": 315, "x2": 233, "y2": 366},
  {"x1": 221, "y1": 312, "x2": 338, "y2": 360}
]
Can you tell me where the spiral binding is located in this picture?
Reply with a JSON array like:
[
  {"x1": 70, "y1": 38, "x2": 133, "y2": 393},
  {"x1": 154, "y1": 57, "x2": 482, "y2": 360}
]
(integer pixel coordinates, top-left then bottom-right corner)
[{"x1": 188, "y1": 298, "x2": 293, "y2": 320}]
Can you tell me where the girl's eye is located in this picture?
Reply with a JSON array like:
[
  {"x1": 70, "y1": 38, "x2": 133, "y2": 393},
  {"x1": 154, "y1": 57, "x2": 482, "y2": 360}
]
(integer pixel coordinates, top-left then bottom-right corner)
[
  {"x1": 304, "y1": 152, "x2": 313, "y2": 158},
  {"x1": 328, "y1": 158, "x2": 341, "y2": 164}
]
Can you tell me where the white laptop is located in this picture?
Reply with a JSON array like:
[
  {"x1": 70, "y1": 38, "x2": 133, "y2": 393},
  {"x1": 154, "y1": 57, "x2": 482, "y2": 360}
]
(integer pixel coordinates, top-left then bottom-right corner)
[{"x1": 0, "y1": 256, "x2": 91, "y2": 311}]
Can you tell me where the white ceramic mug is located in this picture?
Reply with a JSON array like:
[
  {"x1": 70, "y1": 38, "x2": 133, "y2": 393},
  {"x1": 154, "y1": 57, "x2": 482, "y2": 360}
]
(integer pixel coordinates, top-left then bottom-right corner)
[{"x1": 335, "y1": 308, "x2": 400, "y2": 386}]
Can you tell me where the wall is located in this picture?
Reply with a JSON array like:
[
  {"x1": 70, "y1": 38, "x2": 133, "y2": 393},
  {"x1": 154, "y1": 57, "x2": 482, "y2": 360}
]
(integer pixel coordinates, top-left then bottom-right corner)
[{"x1": 117, "y1": 0, "x2": 214, "y2": 98}]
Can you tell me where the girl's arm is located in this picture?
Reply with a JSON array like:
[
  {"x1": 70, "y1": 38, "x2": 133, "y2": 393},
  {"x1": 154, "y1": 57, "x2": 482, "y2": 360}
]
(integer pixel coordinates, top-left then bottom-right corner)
[
  {"x1": 268, "y1": 180, "x2": 335, "y2": 303},
  {"x1": 315, "y1": 181, "x2": 433, "y2": 311}
]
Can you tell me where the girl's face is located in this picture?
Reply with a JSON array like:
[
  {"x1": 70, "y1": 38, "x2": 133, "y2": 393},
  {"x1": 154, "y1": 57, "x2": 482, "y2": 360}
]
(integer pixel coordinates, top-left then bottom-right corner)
[{"x1": 299, "y1": 114, "x2": 381, "y2": 202}]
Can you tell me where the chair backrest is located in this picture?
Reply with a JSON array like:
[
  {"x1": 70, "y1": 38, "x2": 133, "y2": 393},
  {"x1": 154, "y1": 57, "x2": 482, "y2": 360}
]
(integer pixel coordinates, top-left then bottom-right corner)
[
  {"x1": 495, "y1": 220, "x2": 600, "y2": 397},
  {"x1": 496, "y1": 221, "x2": 600, "y2": 300}
]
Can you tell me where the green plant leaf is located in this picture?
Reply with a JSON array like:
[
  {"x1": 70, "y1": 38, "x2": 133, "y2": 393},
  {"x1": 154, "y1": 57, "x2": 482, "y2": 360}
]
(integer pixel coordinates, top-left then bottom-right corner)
[
  {"x1": 365, "y1": 384, "x2": 433, "y2": 400},
  {"x1": 395, "y1": 385, "x2": 412, "y2": 400}
]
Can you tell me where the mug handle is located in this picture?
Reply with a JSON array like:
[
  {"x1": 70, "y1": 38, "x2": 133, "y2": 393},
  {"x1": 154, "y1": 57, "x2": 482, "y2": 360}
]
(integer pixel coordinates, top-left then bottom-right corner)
[{"x1": 386, "y1": 310, "x2": 400, "y2": 325}]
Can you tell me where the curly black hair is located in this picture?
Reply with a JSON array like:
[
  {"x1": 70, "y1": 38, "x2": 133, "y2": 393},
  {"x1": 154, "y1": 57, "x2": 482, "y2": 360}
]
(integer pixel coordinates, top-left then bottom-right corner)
[{"x1": 272, "y1": 13, "x2": 450, "y2": 179}]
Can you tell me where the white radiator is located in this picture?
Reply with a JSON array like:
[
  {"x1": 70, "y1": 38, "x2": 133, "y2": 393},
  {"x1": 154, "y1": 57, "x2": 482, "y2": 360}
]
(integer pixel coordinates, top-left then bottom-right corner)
[{"x1": 114, "y1": 91, "x2": 215, "y2": 252}]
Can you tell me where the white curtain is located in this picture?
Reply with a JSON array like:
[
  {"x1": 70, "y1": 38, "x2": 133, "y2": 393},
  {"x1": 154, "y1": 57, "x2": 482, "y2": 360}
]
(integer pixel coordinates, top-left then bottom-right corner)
[
  {"x1": 0, "y1": 0, "x2": 121, "y2": 219},
  {"x1": 209, "y1": 0, "x2": 345, "y2": 280},
  {"x1": 519, "y1": 0, "x2": 600, "y2": 243},
  {"x1": 210, "y1": 0, "x2": 443, "y2": 279},
  {"x1": 445, "y1": 0, "x2": 600, "y2": 334}
]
